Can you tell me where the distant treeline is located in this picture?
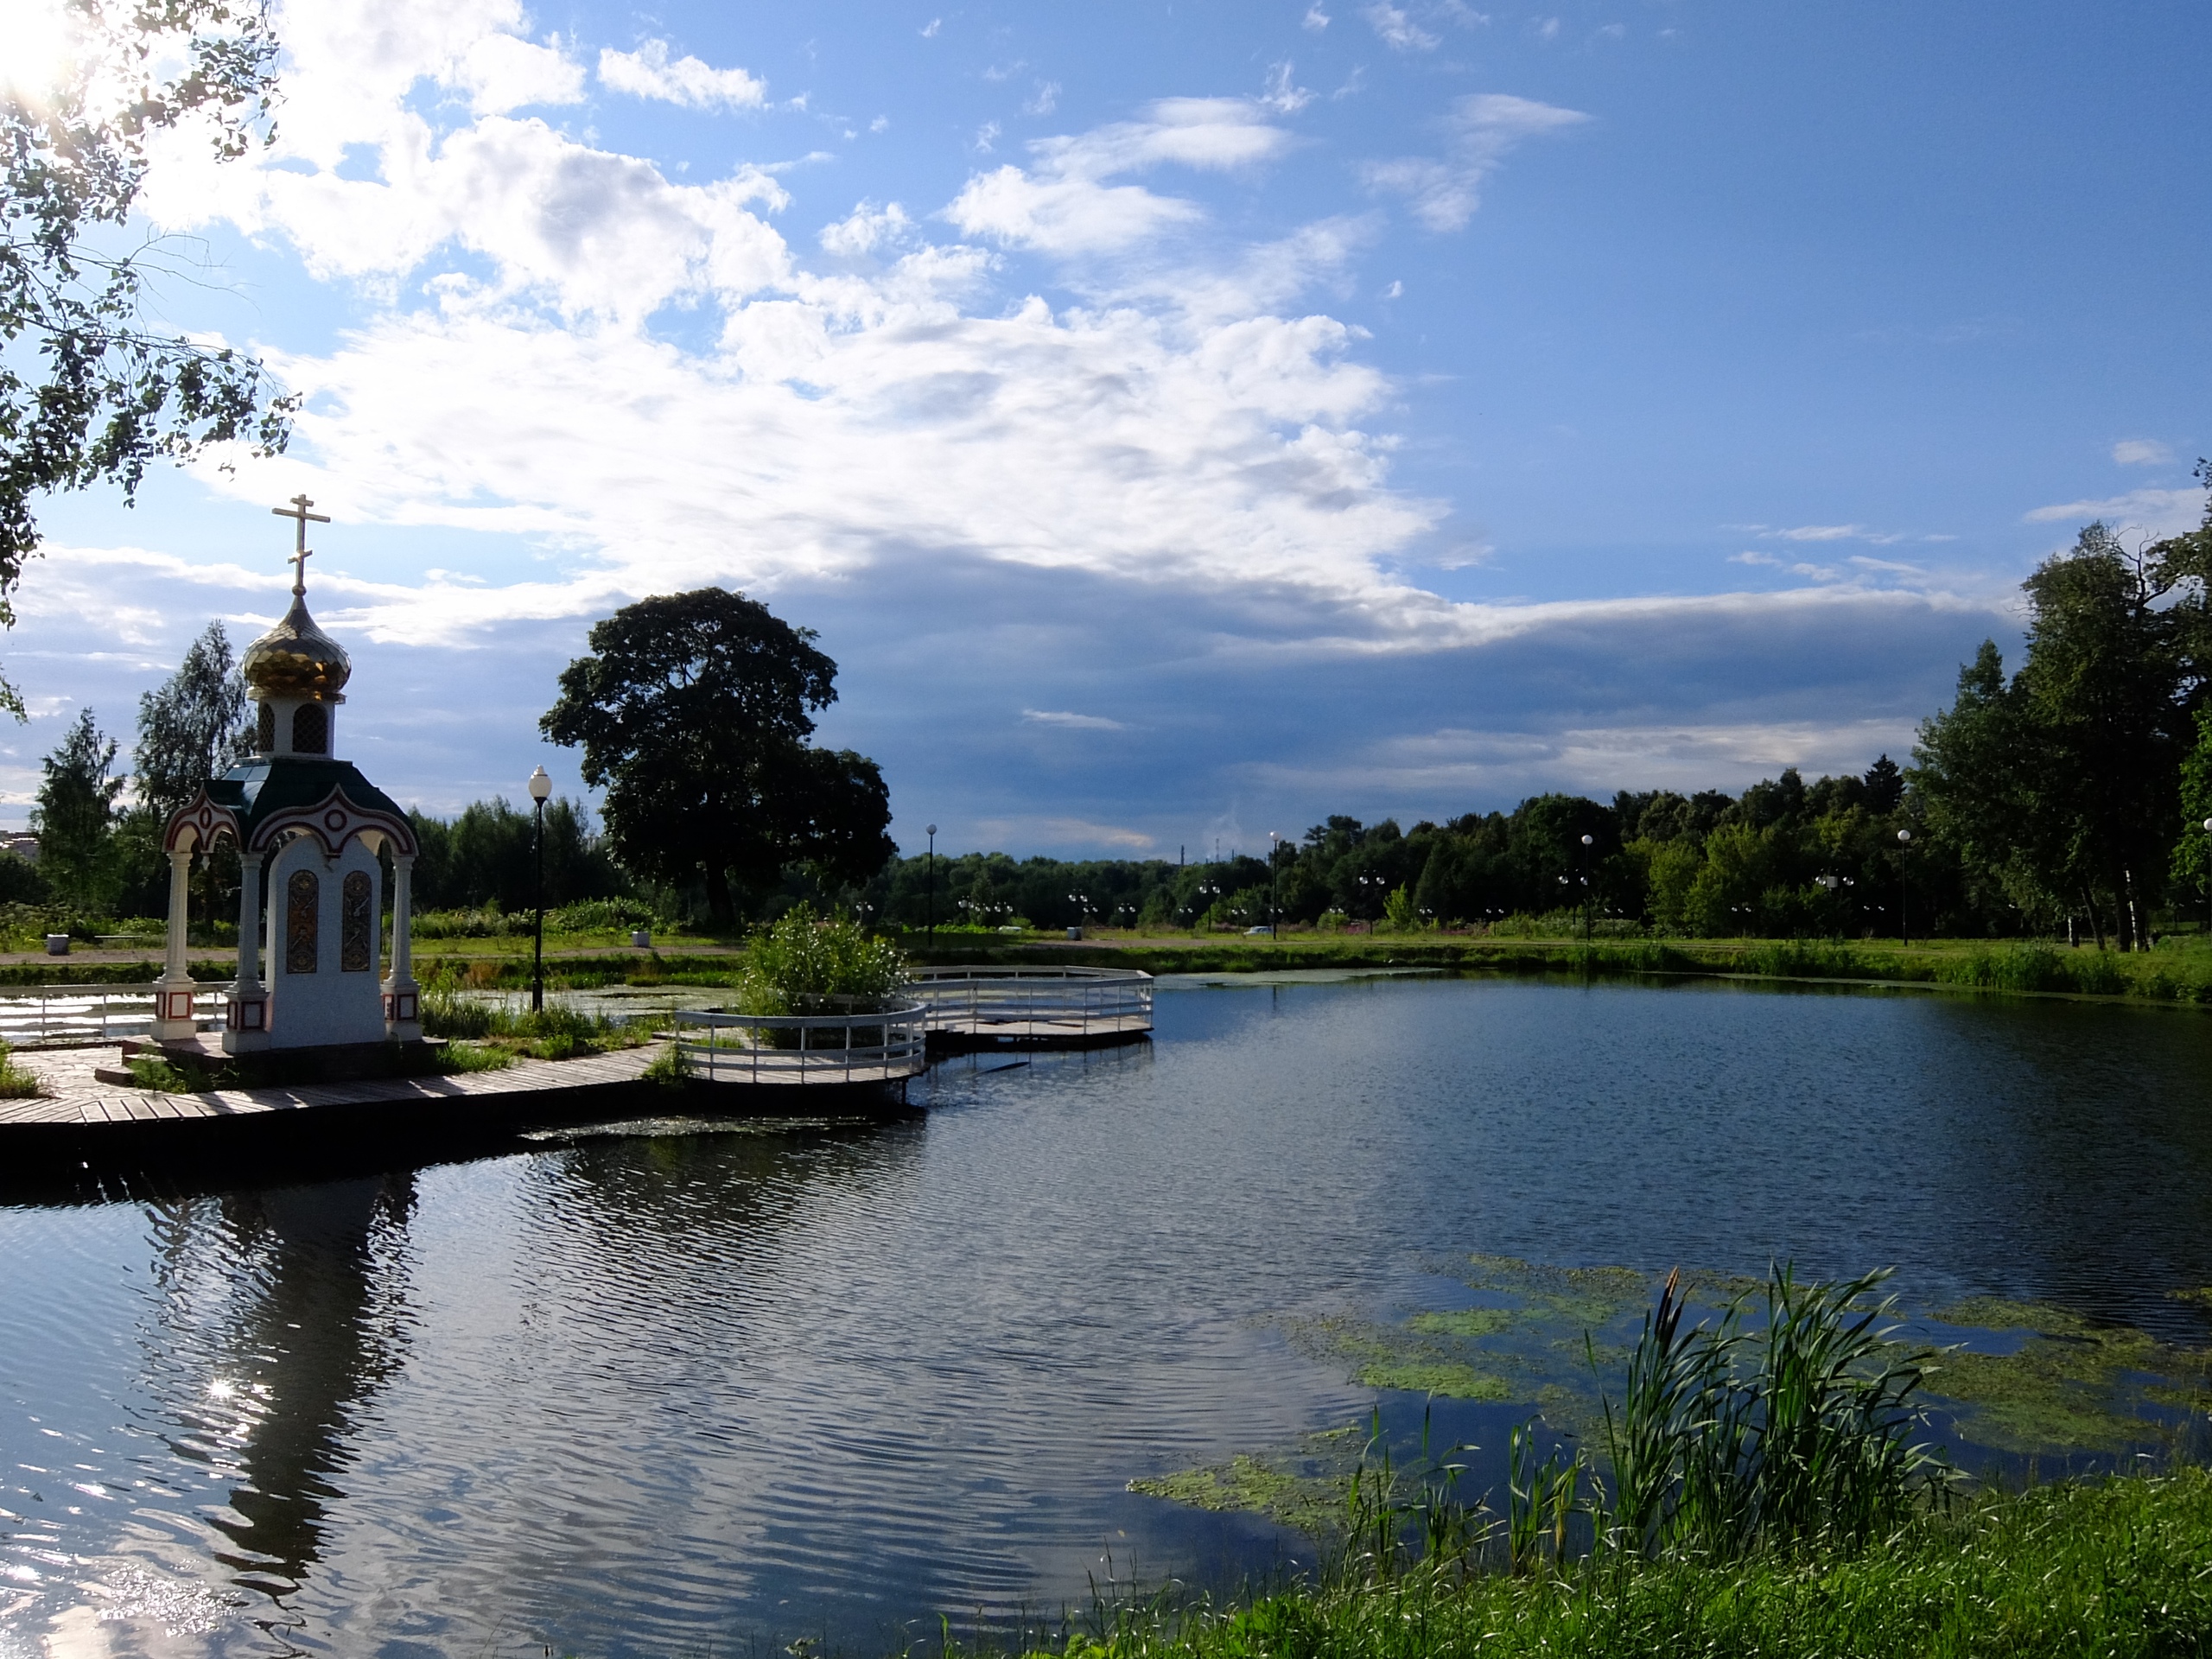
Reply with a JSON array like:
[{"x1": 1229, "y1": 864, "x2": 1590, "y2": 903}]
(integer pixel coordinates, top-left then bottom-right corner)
[
  {"x1": 853, "y1": 755, "x2": 1967, "y2": 938},
  {"x1": 23, "y1": 477, "x2": 2212, "y2": 947}
]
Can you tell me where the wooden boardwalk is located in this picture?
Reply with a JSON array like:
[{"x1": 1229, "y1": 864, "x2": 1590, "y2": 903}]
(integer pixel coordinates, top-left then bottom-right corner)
[{"x1": 1, "y1": 1042, "x2": 665, "y2": 1128}]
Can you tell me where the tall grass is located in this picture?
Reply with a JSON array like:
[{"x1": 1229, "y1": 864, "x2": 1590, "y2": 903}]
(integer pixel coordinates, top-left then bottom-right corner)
[
  {"x1": 0, "y1": 1040, "x2": 43, "y2": 1098},
  {"x1": 417, "y1": 978, "x2": 629, "y2": 1058},
  {"x1": 1016, "y1": 1471, "x2": 2212, "y2": 1659},
  {"x1": 1594, "y1": 1265, "x2": 1944, "y2": 1560}
]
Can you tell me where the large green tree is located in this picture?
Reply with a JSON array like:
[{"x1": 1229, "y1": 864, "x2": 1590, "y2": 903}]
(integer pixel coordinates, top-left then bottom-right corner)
[
  {"x1": 541, "y1": 588, "x2": 895, "y2": 928},
  {"x1": 2, "y1": 0, "x2": 295, "y2": 713},
  {"x1": 33, "y1": 706, "x2": 122, "y2": 910},
  {"x1": 1916, "y1": 501, "x2": 2212, "y2": 948},
  {"x1": 133, "y1": 620, "x2": 250, "y2": 816}
]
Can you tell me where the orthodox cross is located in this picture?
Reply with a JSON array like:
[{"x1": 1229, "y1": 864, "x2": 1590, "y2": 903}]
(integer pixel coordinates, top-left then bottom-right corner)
[{"x1": 271, "y1": 493, "x2": 330, "y2": 594}]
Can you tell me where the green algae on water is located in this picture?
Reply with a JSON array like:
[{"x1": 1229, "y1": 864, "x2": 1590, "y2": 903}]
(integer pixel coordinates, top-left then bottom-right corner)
[
  {"x1": 1924, "y1": 1297, "x2": 2212, "y2": 1454},
  {"x1": 1129, "y1": 1427, "x2": 1367, "y2": 1536}
]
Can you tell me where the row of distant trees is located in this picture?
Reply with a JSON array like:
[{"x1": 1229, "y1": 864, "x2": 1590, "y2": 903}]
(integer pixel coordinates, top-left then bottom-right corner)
[
  {"x1": 22, "y1": 475, "x2": 2212, "y2": 944},
  {"x1": 853, "y1": 758, "x2": 1928, "y2": 938},
  {"x1": 867, "y1": 476, "x2": 2212, "y2": 946}
]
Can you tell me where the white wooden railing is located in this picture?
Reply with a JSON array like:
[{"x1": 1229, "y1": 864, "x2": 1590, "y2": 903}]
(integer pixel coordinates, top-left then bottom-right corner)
[
  {"x1": 906, "y1": 965, "x2": 1154, "y2": 1042},
  {"x1": 671, "y1": 1000, "x2": 930, "y2": 1085},
  {"x1": 0, "y1": 982, "x2": 233, "y2": 1046}
]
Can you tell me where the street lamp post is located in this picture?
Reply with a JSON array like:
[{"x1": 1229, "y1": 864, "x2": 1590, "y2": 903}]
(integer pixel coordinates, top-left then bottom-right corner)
[
  {"x1": 528, "y1": 765, "x2": 551, "y2": 1014},
  {"x1": 1896, "y1": 828, "x2": 1913, "y2": 947},
  {"x1": 1580, "y1": 833, "x2": 1594, "y2": 941},
  {"x1": 925, "y1": 824, "x2": 938, "y2": 940},
  {"x1": 1268, "y1": 831, "x2": 1281, "y2": 938},
  {"x1": 2202, "y1": 817, "x2": 2212, "y2": 938}
]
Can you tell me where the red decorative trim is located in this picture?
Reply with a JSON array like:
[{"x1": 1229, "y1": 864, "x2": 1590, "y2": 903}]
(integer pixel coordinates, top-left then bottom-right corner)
[
  {"x1": 162, "y1": 790, "x2": 241, "y2": 854},
  {"x1": 247, "y1": 784, "x2": 419, "y2": 858},
  {"x1": 162, "y1": 990, "x2": 194, "y2": 1020},
  {"x1": 384, "y1": 991, "x2": 419, "y2": 1023},
  {"x1": 226, "y1": 995, "x2": 266, "y2": 1032}
]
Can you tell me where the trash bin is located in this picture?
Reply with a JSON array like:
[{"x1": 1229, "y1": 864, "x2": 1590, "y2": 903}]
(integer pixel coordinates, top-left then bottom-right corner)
[
  {"x1": 631, "y1": 929, "x2": 652, "y2": 949},
  {"x1": 1065, "y1": 925, "x2": 1084, "y2": 941},
  {"x1": 44, "y1": 933, "x2": 69, "y2": 956}
]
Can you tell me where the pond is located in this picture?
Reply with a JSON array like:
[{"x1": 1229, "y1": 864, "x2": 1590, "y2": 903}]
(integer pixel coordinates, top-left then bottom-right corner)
[{"x1": 4, "y1": 974, "x2": 2211, "y2": 1655}]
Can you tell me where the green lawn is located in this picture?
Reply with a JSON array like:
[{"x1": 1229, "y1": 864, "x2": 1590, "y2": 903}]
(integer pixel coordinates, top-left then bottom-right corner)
[{"x1": 1002, "y1": 1471, "x2": 2212, "y2": 1659}]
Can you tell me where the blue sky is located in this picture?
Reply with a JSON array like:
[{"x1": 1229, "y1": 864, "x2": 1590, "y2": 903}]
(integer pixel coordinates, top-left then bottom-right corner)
[{"x1": 9, "y1": 0, "x2": 2209, "y2": 856}]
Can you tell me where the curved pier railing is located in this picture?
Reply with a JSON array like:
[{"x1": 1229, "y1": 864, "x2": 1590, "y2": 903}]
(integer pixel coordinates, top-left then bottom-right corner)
[
  {"x1": 908, "y1": 965, "x2": 1154, "y2": 1050},
  {"x1": 672, "y1": 1001, "x2": 930, "y2": 1086},
  {"x1": 0, "y1": 982, "x2": 234, "y2": 1046}
]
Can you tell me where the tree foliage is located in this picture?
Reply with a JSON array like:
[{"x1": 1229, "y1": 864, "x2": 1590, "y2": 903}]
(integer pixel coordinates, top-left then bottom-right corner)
[
  {"x1": 1915, "y1": 482, "x2": 2212, "y2": 949},
  {"x1": 404, "y1": 796, "x2": 627, "y2": 914},
  {"x1": 32, "y1": 705, "x2": 122, "y2": 908},
  {"x1": 3, "y1": 0, "x2": 296, "y2": 711},
  {"x1": 132, "y1": 618, "x2": 249, "y2": 815},
  {"x1": 541, "y1": 588, "x2": 895, "y2": 927}
]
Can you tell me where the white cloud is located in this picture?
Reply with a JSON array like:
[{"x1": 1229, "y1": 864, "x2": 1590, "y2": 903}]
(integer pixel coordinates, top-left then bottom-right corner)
[
  {"x1": 820, "y1": 201, "x2": 915, "y2": 258},
  {"x1": 921, "y1": 17, "x2": 941, "y2": 36},
  {"x1": 976, "y1": 816, "x2": 1156, "y2": 849},
  {"x1": 1260, "y1": 62, "x2": 1313, "y2": 114},
  {"x1": 454, "y1": 31, "x2": 585, "y2": 113},
  {"x1": 1304, "y1": 5, "x2": 1332, "y2": 29},
  {"x1": 2113, "y1": 437, "x2": 2173, "y2": 467},
  {"x1": 597, "y1": 38, "x2": 766, "y2": 111},
  {"x1": 1023, "y1": 80, "x2": 1061, "y2": 116},
  {"x1": 946, "y1": 99, "x2": 1293, "y2": 254},
  {"x1": 1022, "y1": 709, "x2": 1128, "y2": 730},
  {"x1": 1363, "y1": 3, "x2": 1440, "y2": 51},
  {"x1": 2025, "y1": 487, "x2": 2204, "y2": 539},
  {"x1": 1361, "y1": 92, "x2": 1587, "y2": 232}
]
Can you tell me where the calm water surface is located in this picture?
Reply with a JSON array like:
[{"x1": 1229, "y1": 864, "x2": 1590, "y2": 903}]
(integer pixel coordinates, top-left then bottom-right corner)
[{"x1": 4, "y1": 976, "x2": 2211, "y2": 1656}]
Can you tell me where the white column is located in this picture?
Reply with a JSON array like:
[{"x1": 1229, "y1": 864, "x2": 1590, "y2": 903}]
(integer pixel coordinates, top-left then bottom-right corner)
[
  {"x1": 150, "y1": 848, "x2": 198, "y2": 1040},
  {"x1": 224, "y1": 851, "x2": 271, "y2": 1052},
  {"x1": 383, "y1": 853, "x2": 421, "y2": 1039}
]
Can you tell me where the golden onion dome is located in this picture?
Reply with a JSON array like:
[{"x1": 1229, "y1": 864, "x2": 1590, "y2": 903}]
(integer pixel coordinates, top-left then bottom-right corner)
[{"x1": 242, "y1": 592, "x2": 351, "y2": 698}]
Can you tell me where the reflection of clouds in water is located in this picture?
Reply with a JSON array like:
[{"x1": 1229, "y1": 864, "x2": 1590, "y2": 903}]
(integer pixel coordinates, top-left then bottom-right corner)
[{"x1": 10, "y1": 980, "x2": 2212, "y2": 1651}]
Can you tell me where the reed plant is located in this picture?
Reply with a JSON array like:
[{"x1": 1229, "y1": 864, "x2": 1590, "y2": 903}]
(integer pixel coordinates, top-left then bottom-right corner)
[{"x1": 1591, "y1": 1264, "x2": 1945, "y2": 1560}]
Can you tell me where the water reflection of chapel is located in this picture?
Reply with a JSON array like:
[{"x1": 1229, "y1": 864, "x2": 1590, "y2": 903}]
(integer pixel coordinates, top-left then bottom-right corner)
[{"x1": 155, "y1": 497, "x2": 423, "y2": 1052}]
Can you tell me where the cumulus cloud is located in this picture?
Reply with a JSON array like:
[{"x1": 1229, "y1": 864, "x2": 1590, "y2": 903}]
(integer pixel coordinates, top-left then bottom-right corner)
[
  {"x1": 597, "y1": 38, "x2": 766, "y2": 110},
  {"x1": 2025, "y1": 488, "x2": 2205, "y2": 540},
  {"x1": 946, "y1": 99, "x2": 1293, "y2": 254},
  {"x1": 1361, "y1": 92, "x2": 1587, "y2": 231},
  {"x1": 2113, "y1": 438, "x2": 2174, "y2": 467},
  {"x1": 1363, "y1": 4, "x2": 1439, "y2": 50},
  {"x1": 820, "y1": 201, "x2": 916, "y2": 258},
  {"x1": 454, "y1": 31, "x2": 585, "y2": 112}
]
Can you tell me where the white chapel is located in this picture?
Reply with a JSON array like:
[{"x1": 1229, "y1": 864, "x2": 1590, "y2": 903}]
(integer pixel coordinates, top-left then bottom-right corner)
[{"x1": 154, "y1": 497, "x2": 423, "y2": 1052}]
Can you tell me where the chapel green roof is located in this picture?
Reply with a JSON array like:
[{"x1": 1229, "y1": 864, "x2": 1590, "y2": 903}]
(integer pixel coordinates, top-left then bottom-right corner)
[{"x1": 208, "y1": 754, "x2": 410, "y2": 847}]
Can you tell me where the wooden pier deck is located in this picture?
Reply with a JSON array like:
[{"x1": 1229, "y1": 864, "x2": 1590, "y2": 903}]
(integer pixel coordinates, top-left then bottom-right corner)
[
  {"x1": 0, "y1": 1041, "x2": 912, "y2": 1185},
  {"x1": 2, "y1": 1041, "x2": 665, "y2": 1128}
]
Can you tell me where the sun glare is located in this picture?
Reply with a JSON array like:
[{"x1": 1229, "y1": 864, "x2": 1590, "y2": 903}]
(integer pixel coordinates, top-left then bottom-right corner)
[{"x1": 0, "y1": 0, "x2": 82, "y2": 104}]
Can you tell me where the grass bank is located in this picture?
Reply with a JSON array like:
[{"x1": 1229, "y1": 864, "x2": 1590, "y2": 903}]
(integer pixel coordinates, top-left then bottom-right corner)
[
  {"x1": 1004, "y1": 1470, "x2": 2212, "y2": 1659},
  {"x1": 300, "y1": 929, "x2": 2212, "y2": 1012},
  {"x1": 900, "y1": 931, "x2": 2212, "y2": 1007}
]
